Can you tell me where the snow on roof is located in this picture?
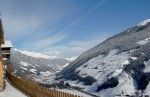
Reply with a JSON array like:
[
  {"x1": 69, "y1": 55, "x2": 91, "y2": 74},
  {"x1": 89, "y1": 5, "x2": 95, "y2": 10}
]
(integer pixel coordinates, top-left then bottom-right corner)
[{"x1": 1, "y1": 41, "x2": 13, "y2": 48}]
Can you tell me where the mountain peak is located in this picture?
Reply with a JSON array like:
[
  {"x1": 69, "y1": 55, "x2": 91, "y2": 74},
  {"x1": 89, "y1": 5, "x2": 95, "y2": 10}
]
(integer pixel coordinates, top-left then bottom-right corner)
[{"x1": 137, "y1": 19, "x2": 150, "y2": 26}]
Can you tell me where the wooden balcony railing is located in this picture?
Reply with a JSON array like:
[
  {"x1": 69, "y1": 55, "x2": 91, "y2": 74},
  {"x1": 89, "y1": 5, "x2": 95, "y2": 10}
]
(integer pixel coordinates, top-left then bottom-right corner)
[{"x1": 1, "y1": 50, "x2": 11, "y2": 54}]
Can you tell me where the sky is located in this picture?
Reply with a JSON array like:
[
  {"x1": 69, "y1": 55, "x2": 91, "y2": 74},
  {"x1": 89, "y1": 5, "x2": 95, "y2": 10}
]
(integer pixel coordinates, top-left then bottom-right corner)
[{"x1": 0, "y1": 0, "x2": 150, "y2": 58}]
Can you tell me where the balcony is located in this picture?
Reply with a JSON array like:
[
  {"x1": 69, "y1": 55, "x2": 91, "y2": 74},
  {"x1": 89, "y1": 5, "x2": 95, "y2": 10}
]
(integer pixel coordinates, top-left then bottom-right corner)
[{"x1": 1, "y1": 50, "x2": 11, "y2": 54}]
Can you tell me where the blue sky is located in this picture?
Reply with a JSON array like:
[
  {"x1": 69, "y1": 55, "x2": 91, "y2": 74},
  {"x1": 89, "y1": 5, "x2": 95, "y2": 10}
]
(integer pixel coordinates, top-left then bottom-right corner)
[{"x1": 0, "y1": 0, "x2": 150, "y2": 57}]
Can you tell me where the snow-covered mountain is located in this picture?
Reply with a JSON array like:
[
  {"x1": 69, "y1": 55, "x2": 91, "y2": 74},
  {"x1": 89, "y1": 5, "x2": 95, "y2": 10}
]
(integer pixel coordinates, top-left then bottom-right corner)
[
  {"x1": 60, "y1": 19, "x2": 150, "y2": 96},
  {"x1": 65, "y1": 57, "x2": 77, "y2": 61},
  {"x1": 10, "y1": 49, "x2": 71, "y2": 84}
]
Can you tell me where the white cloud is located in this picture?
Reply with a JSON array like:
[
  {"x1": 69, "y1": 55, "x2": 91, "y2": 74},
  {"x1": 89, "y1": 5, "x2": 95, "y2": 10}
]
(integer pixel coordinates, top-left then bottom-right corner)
[
  {"x1": 42, "y1": 46, "x2": 86, "y2": 58},
  {"x1": 1, "y1": 0, "x2": 76, "y2": 41},
  {"x1": 18, "y1": 32, "x2": 109, "y2": 58},
  {"x1": 41, "y1": 37, "x2": 107, "y2": 57},
  {"x1": 0, "y1": 0, "x2": 109, "y2": 58},
  {"x1": 69, "y1": 39, "x2": 101, "y2": 49},
  {"x1": 33, "y1": 32, "x2": 67, "y2": 48},
  {"x1": 3, "y1": 16, "x2": 41, "y2": 39}
]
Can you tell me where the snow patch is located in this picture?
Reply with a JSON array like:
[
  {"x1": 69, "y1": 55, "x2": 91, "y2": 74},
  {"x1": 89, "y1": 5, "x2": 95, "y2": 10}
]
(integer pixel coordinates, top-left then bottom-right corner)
[
  {"x1": 122, "y1": 60, "x2": 129, "y2": 65},
  {"x1": 62, "y1": 63, "x2": 69, "y2": 68},
  {"x1": 144, "y1": 60, "x2": 150, "y2": 72},
  {"x1": 131, "y1": 57, "x2": 137, "y2": 60},
  {"x1": 20, "y1": 66, "x2": 27, "y2": 71},
  {"x1": 136, "y1": 37, "x2": 150, "y2": 45},
  {"x1": 145, "y1": 82, "x2": 150, "y2": 95},
  {"x1": 98, "y1": 72, "x2": 136, "y2": 97},
  {"x1": 137, "y1": 19, "x2": 150, "y2": 26},
  {"x1": 40, "y1": 71, "x2": 52, "y2": 76},
  {"x1": 108, "y1": 69, "x2": 123, "y2": 79},
  {"x1": 30, "y1": 69, "x2": 37, "y2": 73},
  {"x1": 20, "y1": 61, "x2": 29, "y2": 66},
  {"x1": 20, "y1": 61, "x2": 36, "y2": 68}
]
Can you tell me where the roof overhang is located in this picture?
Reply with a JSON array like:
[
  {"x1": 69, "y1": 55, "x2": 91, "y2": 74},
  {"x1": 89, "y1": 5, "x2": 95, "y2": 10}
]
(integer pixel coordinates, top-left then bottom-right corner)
[{"x1": 1, "y1": 40, "x2": 13, "y2": 48}]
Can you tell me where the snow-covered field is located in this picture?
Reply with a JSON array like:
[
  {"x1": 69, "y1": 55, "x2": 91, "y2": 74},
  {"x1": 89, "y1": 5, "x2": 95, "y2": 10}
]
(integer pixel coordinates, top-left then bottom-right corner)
[
  {"x1": 145, "y1": 82, "x2": 150, "y2": 95},
  {"x1": 136, "y1": 37, "x2": 150, "y2": 45},
  {"x1": 65, "y1": 49, "x2": 138, "y2": 96},
  {"x1": 144, "y1": 60, "x2": 150, "y2": 73},
  {"x1": 0, "y1": 80, "x2": 27, "y2": 97},
  {"x1": 58, "y1": 89, "x2": 93, "y2": 97},
  {"x1": 76, "y1": 49, "x2": 131, "y2": 79}
]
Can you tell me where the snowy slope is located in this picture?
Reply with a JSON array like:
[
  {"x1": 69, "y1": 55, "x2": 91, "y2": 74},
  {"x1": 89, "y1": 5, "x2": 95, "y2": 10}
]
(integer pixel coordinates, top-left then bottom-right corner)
[
  {"x1": 137, "y1": 19, "x2": 150, "y2": 26},
  {"x1": 60, "y1": 19, "x2": 150, "y2": 96},
  {"x1": 74, "y1": 49, "x2": 136, "y2": 96},
  {"x1": 10, "y1": 49, "x2": 71, "y2": 84},
  {"x1": 136, "y1": 37, "x2": 150, "y2": 45},
  {"x1": 0, "y1": 80, "x2": 27, "y2": 97}
]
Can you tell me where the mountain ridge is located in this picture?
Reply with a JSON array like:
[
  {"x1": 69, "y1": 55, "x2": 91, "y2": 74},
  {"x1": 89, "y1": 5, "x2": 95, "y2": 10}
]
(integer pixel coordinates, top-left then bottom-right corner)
[
  {"x1": 10, "y1": 49, "x2": 71, "y2": 84},
  {"x1": 59, "y1": 19, "x2": 150, "y2": 96},
  {"x1": 61, "y1": 19, "x2": 150, "y2": 75}
]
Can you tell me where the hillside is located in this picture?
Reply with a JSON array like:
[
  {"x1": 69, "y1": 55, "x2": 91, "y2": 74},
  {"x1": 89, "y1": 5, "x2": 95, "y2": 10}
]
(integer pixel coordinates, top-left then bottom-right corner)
[
  {"x1": 10, "y1": 49, "x2": 71, "y2": 84},
  {"x1": 60, "y1": 19, "x2": 150, "y2": 96}
]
